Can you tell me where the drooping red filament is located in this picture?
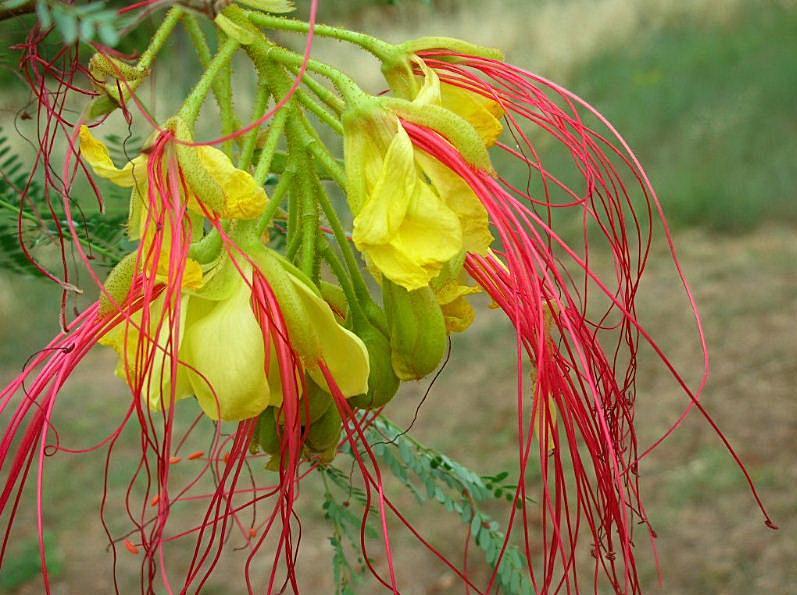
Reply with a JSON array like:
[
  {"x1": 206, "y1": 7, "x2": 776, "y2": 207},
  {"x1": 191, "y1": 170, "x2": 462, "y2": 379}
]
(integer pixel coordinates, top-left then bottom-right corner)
[{"x1": 399, "y1": 50, "x2": 774, "y2": 592}]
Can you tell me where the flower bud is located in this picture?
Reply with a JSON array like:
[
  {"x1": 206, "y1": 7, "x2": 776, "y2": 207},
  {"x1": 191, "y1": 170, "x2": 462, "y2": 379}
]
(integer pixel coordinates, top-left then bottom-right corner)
[
  {"x1": 298, "y1": 378, "x2": 333, "y2": 425},
  {"x1": 348, "y1": 318, "x2": 400, "y2": 409},
  {"x1": 99, "y1": 252, "x2": 138, "y2": 316},
  {"x1": 251, "y1": 247, "x2": 370, "y2": 398},
  {"x1": 169, "y1": 117, "x2": 267, "y2": 220},
  {"x1": 86, "y1": 53, "x2": 148, "y2": 117},
  {"x1": 306, "y1": 405, "x2": 342, "y2": 453},
  {"x1": 383, "y1": 279, "x2": 447, "y2": 380},
  {"x1": 254, "y1": 407, "x2": 280, "y2": 455}
]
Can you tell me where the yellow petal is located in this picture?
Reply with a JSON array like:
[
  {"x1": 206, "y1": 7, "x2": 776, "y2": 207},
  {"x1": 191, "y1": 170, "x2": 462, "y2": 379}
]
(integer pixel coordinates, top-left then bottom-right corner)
[
  {"x1": 363, "y1": 182, "x2": 462, "y2": 291},
  {"x1": 435, "y1": 279, "x2": 480, "y2": 333},
  {"x1": 100, "y1": 294, "x2": 192, "y2": 411},
  {"x1": 352, "y1": 126, "x2": 415, "y2": 246},
  {"x1": 195, "y1": 146, "x2": 267, "y2": 219},
  {"x1": 394, "y1": 183, "x2": 463, "y2": 267},
  {"x1": 343, "y1": 107, "x2": 401, "y2": 214},
  {"x1": 79, "y1": 125, "x2": 146, "y2": 188},
  {"x1": 183, "y1": 273, "x2": 271, "y2": 421},
  {"x1": 285, "y1": 274, "x2": 370, "y2": 397},
  {"x1": 440, "y1": 83, "x2": 504, "y2": 147},
  {"x1": 412, "y1": 58, "x2": 442, "y2": 107},
  {"x1": 416, "y1": 150, "x2": 493, "y2": 255},
  {"x1": 155, "y1": 256, "x2": 204, "y2": 290},
  {"x1": 441, "y1": 296, "x2": 476, "y2": 332},
  {"x1": 366, "y1": 243, "x2": 440, "y2": 291}
]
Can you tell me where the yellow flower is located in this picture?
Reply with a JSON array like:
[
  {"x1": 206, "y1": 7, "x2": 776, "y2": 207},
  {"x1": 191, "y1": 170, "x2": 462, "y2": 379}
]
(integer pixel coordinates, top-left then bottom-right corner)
[
  {"x1": 101, "y1": 251, "x2": 369, "y2": 422},
  {"x1": 252, "y1": 249, "x2": 371, "y2": 400},
  {"x1": 79, "y1": 125, "x2": 267, "y2": 231},
  {"x1": 412, "y1": 58, "x2": 504, "y2": 148},
  {"x1": 100, "y1": 293, "x2": 193, "y2": 413},
  {"x1": 414, "y1": 150, "x2": 493, "y2": 255},
  {"x1": 181, "y1": 267, "x2": 272, "y2": 421},
  {"x1": 344, "y1": 107, "x2": 463, "y2": 291},
  {"x1": 431, "y1": 255, "x2": 481, "y2": 333}
]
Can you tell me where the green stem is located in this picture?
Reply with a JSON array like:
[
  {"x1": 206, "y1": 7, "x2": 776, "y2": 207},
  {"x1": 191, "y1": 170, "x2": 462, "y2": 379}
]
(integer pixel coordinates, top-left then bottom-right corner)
[
  {"x1": 288, "y1": 67, "x2": 344, "y2": 114},
  {"x1": 286, "y1": 226, "x2": 302, "y2": 261},
  {"x1": 311, "y1": 176, "x2": 370, "y2": 305},
  {"x1": 224, "y1": 6, "x2": 366, "y2": 106},
  {"x1": 253, "y1": 106, "x2": 289, "y2": 185},
  {"x1": 138, "y1": 7, "x2": 184, "y2": 71},
  {"x1": 238, "y1": 83, "x2": 271, "y2": 170},
  {"x1": 297, "y1": 89, "x2": 343, "y2": 135},
  {"x1": 290, "y1": 139, "x2": 319, "y2": 280},
  {"x1": 304, "y1": 128, "x2": 346, "y2": 188},
  {"x1": 178, "y1": 36, "x2": 241, "y2": 127},
  {"x1": 183, "y1": 14, "x2": 229, "y2": 112},
  {"x1": 246, "y1": 11, "x2": 398, "y2": 63},
  {"x1": 320, "y1": 238, "x2": 366, "y2": 324},
  {"x1": 215, "y1": 31, "x2": 238, "y2": 155},
  {"x1": 263, "y1": 45, "x2": 366, "y2": 105},
  {"x1": 255, "y1": 170, "x2": 293, "y2": 236}
]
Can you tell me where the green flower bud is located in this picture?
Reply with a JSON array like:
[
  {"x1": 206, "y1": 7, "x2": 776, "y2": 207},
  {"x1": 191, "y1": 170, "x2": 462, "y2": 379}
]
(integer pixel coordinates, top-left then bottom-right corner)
[
  {"x1": 298, "y1": 379, "x2": 333, "y2": 425},
  {"x1": 306, "y1": 405, "x2": 342, "y2": 453},
  {"x1": 383, "y1": 279, "x2": 447, "y2": 380},
  {"x1": 319, "y1": 281, "x2": 348, "y2": 322},
  {"x1": 99, "y1": 252, "x2": 137, "y2": 316},
  {"x1": 348, "y1": 317, "x2": 400, "y2": 409},
  {"x1": 254, "y1": 407, "x2": 280, "y2": 455}
]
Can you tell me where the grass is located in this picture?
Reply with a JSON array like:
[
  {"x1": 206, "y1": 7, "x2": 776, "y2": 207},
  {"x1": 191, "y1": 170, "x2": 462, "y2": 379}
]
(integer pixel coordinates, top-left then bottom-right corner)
[{"x1": 569, "y1": 2, "x2": 797, "y2": 231}]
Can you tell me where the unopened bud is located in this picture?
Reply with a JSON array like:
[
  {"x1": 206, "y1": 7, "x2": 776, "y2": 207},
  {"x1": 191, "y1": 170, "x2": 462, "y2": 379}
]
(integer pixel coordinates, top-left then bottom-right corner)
[
  {"x1": 298, "y1": 379, "x2": 333, "y2": 425},
  {"x1": 348, "y1": 318, "x2": 400, "y2": 409},
  {"x1": 306, "y1": 405, "x2": 342, "y2": 453},
  {"x1": 383, "y1": 279, "x2": 447, "y2": 380},
  {"x1": 99, "y1": 252, "x2": 137, "y2": 316},
  {"x1": 254, "y1": 407, "x2": 280, "y2": 455}
]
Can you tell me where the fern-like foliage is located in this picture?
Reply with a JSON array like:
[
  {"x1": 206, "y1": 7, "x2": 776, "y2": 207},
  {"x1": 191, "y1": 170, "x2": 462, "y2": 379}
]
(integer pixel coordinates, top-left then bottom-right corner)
[
  {"x1": 323, "y1": 418, "x2": 533, "y2": 594},
  {"x1": 321, "y1": 466, "x2": 376, "y2": 595},
  {"x1": 0, "y1": 0, "x2": 130, "y2": 45},
  {"x1": 0, "y1": 129, "x2": 128, "y2": 278},
  {"x1": 367, "y1": 417, "x2": 534, "y2": 595}
]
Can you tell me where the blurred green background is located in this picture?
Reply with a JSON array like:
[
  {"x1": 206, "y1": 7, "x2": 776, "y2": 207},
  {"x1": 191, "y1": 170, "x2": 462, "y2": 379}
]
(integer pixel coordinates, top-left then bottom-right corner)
[{"x1": 0, "y1": 0, "x2": 795, "y2": 592}]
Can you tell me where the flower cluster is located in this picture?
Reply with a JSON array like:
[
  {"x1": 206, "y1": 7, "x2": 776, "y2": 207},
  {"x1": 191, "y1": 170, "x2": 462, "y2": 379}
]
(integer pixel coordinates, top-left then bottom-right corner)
[{"x1": 0, "y1": 3, "x2": 771, "y2": 594}]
